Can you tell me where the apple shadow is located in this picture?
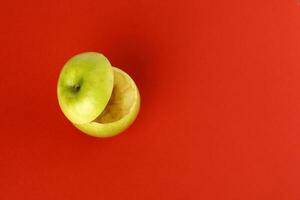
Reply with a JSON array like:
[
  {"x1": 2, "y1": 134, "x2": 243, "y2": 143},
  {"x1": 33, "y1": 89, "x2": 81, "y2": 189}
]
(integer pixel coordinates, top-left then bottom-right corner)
[{"x1": 101, "y1": 34, "x2": 160, "y2": 119}]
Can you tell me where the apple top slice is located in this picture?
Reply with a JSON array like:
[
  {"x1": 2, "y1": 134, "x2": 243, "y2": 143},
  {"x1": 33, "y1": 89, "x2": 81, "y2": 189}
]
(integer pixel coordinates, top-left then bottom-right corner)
[{"x1": 57, "y1": 52, "x2": 114, "y2": 124}]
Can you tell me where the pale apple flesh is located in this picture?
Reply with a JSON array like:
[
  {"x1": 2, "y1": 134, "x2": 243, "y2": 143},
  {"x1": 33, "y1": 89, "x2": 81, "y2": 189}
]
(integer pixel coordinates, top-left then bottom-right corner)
[{"x1": 74, "y1": 67, "x2": 140, "y2": 137}]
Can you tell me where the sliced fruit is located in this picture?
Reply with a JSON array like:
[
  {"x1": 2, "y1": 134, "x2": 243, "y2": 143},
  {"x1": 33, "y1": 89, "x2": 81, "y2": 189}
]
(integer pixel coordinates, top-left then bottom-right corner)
[
  {"x1": 57, "y1": 52, "x2": 114, "y2": 124},
  {"x1": 74, "y1": 67, "x2": 140, "y2": 137}
]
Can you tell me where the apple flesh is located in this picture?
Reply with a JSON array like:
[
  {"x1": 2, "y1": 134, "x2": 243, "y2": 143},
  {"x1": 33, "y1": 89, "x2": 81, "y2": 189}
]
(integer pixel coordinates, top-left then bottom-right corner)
[{"x1": 74, "y1": 67, "x2": 140, "y2": 137}]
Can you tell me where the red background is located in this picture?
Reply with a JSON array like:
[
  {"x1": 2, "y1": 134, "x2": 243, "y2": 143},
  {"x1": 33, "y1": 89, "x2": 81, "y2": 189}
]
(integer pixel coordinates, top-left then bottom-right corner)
[{"x1": 1, "y1": 0, "x2": 300, "y2": 199}]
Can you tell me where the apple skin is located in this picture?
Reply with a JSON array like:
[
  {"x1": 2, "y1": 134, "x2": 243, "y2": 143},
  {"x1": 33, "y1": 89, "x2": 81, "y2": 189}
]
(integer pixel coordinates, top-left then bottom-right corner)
[
  {"x1": 73, "y1": 67, "x2": 140, "y2": 138},
  {"x1": 57, "y1": 52, "x2": 113, "y2": 124}
]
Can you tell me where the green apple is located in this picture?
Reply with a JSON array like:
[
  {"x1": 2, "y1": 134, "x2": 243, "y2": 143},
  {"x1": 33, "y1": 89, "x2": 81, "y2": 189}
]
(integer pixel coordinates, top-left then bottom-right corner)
[
  {"x1": 57, "y1": 52, "x2": 140, "y2": 137},
  {"x1": 57, "y1": 52, "x2": 114, "y2": 124},
  {"x1": 74, "y1": 67, "x2": 140, "y2": 137}
]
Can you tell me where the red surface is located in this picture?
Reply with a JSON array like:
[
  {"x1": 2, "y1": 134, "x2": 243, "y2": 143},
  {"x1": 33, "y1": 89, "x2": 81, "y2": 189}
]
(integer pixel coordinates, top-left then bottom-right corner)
[{"x1": 1, "y1": 0, "x2": 300, "y2": 199}]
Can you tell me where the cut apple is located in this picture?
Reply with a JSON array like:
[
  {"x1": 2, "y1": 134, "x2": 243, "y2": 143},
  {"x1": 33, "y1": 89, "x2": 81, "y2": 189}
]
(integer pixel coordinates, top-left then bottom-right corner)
[
  {"x1": 74, "y1": 67, "x2": 140, "y2": 137},
  {"x1": 57, "y1": 52, "x2": 114, "y2": 125},
  {"x1": 57, "y1": 52, "x2": 140, "y2": 138}
]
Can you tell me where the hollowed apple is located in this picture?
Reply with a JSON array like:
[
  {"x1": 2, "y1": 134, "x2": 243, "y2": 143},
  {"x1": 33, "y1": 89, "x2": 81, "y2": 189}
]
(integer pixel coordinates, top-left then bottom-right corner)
[{"x1": 57, "y1": 52, "x2": 140, "y2": 138}]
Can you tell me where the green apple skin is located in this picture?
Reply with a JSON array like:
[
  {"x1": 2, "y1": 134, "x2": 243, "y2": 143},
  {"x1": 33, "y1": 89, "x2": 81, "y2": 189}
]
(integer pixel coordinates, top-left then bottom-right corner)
[
  {"x1": 57, "y1": 52, "x2": 113, "y2": 124},
  {"x1": 73, "y1": 67, "x2": 140, "y2": 138}
]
